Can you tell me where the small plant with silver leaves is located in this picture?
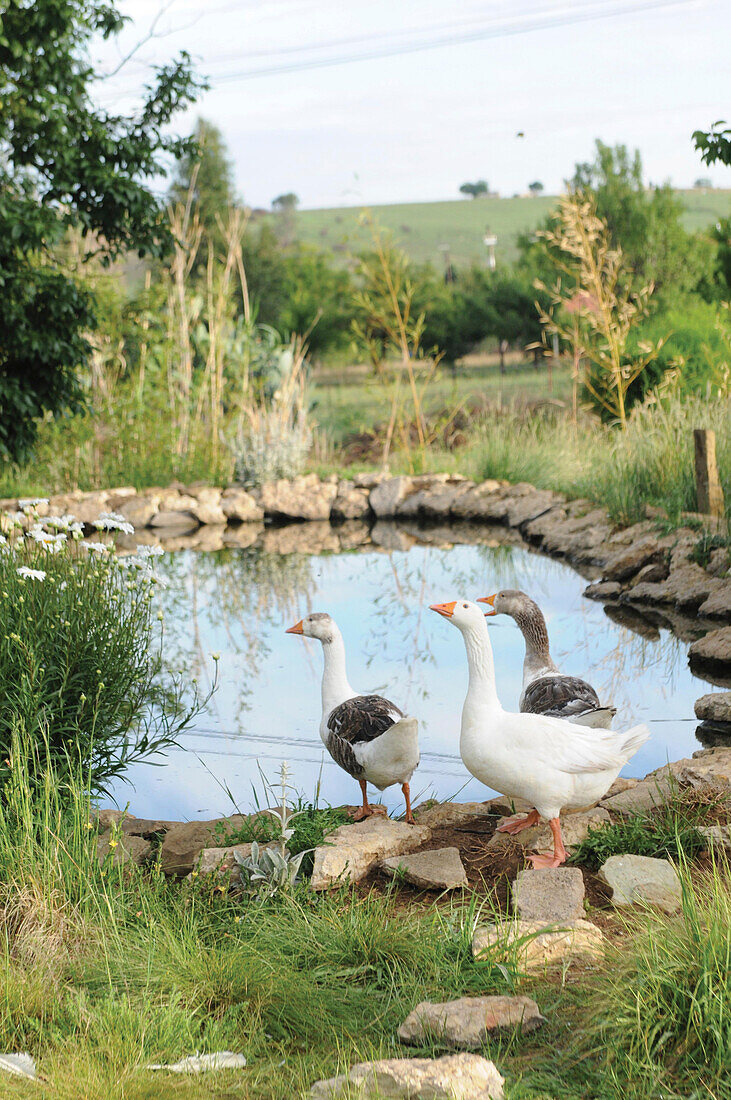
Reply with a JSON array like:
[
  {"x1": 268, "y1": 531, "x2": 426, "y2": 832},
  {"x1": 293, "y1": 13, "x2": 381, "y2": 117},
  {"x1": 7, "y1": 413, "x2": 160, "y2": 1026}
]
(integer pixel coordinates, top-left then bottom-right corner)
[{"x1": 234, "y1": 762, "x2": 309, "y2": 898}]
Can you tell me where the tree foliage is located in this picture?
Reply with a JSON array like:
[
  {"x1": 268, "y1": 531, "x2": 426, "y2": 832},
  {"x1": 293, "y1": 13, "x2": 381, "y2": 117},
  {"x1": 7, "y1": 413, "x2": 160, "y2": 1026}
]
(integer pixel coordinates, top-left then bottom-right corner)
[
  {"x1": 459, "y1": 180, "x2": 489, "y2": 199},
  {"x1": 692, "y1": 121, "x2": 731, "y2": 167},
  {"x1": 169, "y1": 117, "x2": 237, "y2": 241},
  {"x1": 0, "y1": 0, "x2": 202, "y2": 464}
]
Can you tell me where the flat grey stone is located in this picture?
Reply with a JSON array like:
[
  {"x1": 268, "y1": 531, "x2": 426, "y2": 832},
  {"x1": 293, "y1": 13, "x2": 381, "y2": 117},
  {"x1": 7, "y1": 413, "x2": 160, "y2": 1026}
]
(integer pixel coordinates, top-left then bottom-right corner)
[
  {"x1": 698, "y1": 824, "x2": 731, "y2": 851},
  {"x1": 381, "y1": 847, "x2": 468, "y2": 890},
  {"x1": 689, "y1": 626, "x2": 731, "y2": 667},
  {"x1": 97, "y1": 832, "x2": 150, "y2": 867},
  {"x1": 584, "y1": 581, "x2": 623, "y2": 601},
  {"x1": 310, "y1": 1053, "x2": 504, "y2": 1099},
  {"x1": 694, "y1": 692, "x2": 731, "y2": 723},
  {"x1": 598, "y1": 854, "x2": 681, "y2": 913},
  {"x1": 397, "y1": 995, "x2": 545, "y2": 1047},
  {"x1": 602, "y1": 536, "x2": 663, "y2": 581},
  {"x1": 699, "y1": 581, "x2": 731, "y2": 620},
  {"x1": 311, "y1": 816, "x2": 431, "y2": 890},
  {"x1": 512, "y1": 867, "x2": 585, "y2": 923},
  {"x1": 473, "y1": 919, "x2": 603, "y2": 972}
]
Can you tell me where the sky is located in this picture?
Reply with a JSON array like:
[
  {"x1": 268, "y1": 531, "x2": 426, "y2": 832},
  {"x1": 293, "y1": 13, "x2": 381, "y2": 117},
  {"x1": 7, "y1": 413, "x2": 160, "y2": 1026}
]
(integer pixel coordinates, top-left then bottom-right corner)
[{"x1": 93, "y1": 0, "x2": 731, "y2": 210}]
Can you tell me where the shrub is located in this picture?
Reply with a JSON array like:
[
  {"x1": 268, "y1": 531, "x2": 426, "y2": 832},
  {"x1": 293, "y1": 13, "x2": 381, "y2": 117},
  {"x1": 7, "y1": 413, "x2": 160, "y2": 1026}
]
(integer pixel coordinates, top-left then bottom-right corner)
[{"x1": 0, "y1": 508, "x2": 206, "y2": 794}]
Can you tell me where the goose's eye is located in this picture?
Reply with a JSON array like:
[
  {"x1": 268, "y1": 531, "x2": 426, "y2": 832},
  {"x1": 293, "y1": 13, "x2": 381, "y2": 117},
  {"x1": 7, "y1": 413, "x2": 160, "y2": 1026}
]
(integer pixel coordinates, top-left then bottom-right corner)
[{"x1": 462, "y1": 603, "x2": 468, "y2": 608}]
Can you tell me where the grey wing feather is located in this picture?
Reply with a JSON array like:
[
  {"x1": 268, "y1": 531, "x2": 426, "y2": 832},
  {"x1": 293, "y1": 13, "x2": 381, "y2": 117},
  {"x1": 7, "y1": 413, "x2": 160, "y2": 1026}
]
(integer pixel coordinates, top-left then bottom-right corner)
[
  {"x1": 325, "y1": 695, "x2": 404, "y2": 780},
  {"x1": 522, "y1": 675, "x2": 605, "y2": 719}
]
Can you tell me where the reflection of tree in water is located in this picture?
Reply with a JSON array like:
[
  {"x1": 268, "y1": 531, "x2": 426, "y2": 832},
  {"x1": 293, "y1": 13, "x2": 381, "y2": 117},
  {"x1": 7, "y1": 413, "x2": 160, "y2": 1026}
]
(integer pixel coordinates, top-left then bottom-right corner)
[
  {"x1": 157, "y1": 548, "x2": 313, "y2": 726},
  {"x1": 360, "y1": 540, "x2": 530, "y2": 710}
]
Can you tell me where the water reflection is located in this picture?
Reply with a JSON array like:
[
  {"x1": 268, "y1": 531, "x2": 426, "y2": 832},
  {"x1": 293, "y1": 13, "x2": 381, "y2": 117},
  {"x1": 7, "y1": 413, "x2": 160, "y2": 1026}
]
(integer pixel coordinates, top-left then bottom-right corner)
[{"x1": 109, "y1": 525, "x2": 720, "y2": 821}]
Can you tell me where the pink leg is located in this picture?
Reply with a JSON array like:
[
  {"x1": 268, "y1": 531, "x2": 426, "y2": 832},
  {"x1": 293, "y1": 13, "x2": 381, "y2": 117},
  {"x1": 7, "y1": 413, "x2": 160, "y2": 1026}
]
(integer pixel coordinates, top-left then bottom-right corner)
[
  {"x1": 528, "y1": 817, "x2": 568, "y2": 868},
  {"x1": 402, "y1": 782, "x2": 415, "y2": 825},
  {"x1": 497, "y1": 809, "x2": 540, "y2": 835}
]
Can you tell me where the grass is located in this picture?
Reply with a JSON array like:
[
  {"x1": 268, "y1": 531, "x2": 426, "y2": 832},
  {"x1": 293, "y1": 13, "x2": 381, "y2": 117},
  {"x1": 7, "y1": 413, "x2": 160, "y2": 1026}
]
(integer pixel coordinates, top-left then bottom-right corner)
[
  {"x1": 0, "y1": 732, "x2": 729, "y2": 1098},
  {"x1": 212, "y1": 799, "x2": 352, "y2": 876},
  {"x1": 569, "y1": 785, "x2": 725, "y2": 870},
  {"x1": 271, "y1": 190, "x2": 731, "y2": 270}
]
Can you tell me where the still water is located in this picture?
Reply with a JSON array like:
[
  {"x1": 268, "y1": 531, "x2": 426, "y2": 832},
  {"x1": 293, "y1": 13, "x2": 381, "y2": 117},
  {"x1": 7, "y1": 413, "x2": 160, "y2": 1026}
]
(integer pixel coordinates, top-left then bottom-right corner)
[{"x1": 109, "y1": 530, "x2": 718, "y2": 820}]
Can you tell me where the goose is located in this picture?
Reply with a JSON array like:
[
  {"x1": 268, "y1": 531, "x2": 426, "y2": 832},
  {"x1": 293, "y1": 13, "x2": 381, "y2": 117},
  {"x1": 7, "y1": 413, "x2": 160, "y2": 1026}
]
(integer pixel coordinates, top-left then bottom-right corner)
[
  {"x1": 286, "y1": 612, "x2": 420, "y2": 823},
  {"x1": 429, "y1": 599, "x2": 649, "y2": 867},
  {"x1": 479, "y1": 590, "x2": 616, "y2": 729}
]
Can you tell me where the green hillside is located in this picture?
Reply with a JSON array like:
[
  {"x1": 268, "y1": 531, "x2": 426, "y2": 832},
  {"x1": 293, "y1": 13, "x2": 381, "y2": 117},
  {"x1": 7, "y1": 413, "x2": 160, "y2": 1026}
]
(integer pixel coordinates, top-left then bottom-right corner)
[{"x1": 281, "y1": 189, "x2": 730, "y2": 269}]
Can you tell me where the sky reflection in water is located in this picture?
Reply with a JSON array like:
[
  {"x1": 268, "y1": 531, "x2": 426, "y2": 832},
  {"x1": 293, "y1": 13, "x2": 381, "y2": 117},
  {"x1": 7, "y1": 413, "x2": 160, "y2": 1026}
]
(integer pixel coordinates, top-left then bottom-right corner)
[{"x1": 110, "y1": 538, "x2": 717, "y2": 820}]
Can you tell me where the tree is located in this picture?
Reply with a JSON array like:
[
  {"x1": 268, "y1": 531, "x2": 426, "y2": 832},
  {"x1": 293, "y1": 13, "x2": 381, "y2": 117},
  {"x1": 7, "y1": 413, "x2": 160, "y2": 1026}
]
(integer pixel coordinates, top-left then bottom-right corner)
[
  {"x1": 693, "y1": 121, "x2": 731, "y2": 167},
  {"x1": 528, "y1": 181, "x2": 544, "y2": 194},
  {"x1": 272, "y1": 193, "x2": 299, "y2": 210},
  {"x1": 528, "y1": 140, "x2": 715, "y2": 307},
  {"x1": 0, "y1": 0, "x2": 202, "y2": 464},
  {"x1": 169, "y1": 118, "x2": 237, "y2": 238},
  {"x1": 694, "y1": 178, "x2": 713, "y2": 189},
  {"x1": 459, "y1": 180, "x2": 489, "y2": 199}
]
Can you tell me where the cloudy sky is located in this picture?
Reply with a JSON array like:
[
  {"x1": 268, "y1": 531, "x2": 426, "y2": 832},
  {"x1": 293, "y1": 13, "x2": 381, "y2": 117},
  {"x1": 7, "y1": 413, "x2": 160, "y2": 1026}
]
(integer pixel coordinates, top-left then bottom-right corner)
[{"x1": 93, "y1": 0, "x2": 731, "y2": 209}]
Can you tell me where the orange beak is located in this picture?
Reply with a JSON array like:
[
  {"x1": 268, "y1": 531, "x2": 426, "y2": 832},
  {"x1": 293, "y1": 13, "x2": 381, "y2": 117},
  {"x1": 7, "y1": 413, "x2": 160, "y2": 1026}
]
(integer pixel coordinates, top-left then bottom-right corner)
[
  {"x1": 429, "y1": 601, "x2": 457, "y2": 619},
  {"x1": 285, "y1": 620, "x2": 304, "y2": 635},
  {"x1": 477, "y1": 594, "x2": 497, "y2": 616}
]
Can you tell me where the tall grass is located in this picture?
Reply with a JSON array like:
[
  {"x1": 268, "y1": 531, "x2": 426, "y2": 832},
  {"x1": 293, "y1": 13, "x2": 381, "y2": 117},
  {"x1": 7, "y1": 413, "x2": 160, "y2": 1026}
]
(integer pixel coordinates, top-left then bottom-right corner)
[
  {"x1": 471, "y1": 390, "x2": 730, "y2": 526},
  {"x1": 584, "y1": 860, "x2": 731, "y2": 1098}
]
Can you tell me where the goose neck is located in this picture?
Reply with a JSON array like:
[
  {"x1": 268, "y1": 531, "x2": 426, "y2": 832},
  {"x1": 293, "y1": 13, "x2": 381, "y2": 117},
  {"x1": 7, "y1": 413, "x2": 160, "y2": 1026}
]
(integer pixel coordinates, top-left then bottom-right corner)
[
  {"x1": 320, "y1": 627, "x2": 354, "y2": 714},
  {"x1": 512, "y1": 602, "x2": 557, "y2": 683},
  {"x1": 463, "y1": 622, "x2": 501, "y2": 707}
]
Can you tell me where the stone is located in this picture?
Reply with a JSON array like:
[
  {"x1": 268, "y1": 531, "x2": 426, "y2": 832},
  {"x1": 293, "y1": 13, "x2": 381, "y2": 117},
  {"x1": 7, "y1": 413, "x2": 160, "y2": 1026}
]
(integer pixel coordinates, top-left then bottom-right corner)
[
  {"x1": 56, "y1": 491, "x2": 110, "y2": 526},
  {"x1": 694, "y1": 692, "x2": 731, "y2": 724},
  {"x1": 505, "y1": 490, "x2": 561, "y2": 529},
  {"x1": 511, "y1": 867, "x2": 585, "y2": 923},
  {"x1": 682, "y1": 746, "x2": 731, "y2": 787},
  {"x1": 396, "y1": 479, "x2": 474, "y2": 520},
  {"x1": 369, "y1": 475, "x2": 451, "y2": 519},
  {"x1": 310, "y1": 816, "x2": 431, "y2": 890},
  {"x1": 381, "y1": 847, "x2": 468, "y2": 890},
  {"x1": 698, "y1": 824, "x2": 731, "y2": 852},
  {"x1": 707, "y1": 547, "x2": 730, "y2": 578},
  {"x1": 259, "y1": 474, "x2": 337, "y2": 522},
  {"x1": 353, "y1": 471, "x2": 389, "y2": 490},
  {"x1": 603, "y1": 776, "x2": 639, "y2": 799},
  {"x1": 600, "y1": 774, "x2": 674, "y2": 815},
  {"x1": 689, "y1": 627, "x2": 731, "y2": 669},
  {"x1": 699, "y1": 581, "x2": 731, "y2": 620},
  {"x1": 490, "y1": 807, "x2": 610, "y2": 854},
  {"x1": 397, "y1": 995, "x2": 545, "y2": 1048},
  {"x1": 97, "y1": 832, "x2": 151, "y2": 867},
  {"x1": 598, "y1": 854, "x2": 681, "y2": 913},
  {"x1": 331, "y1": 482, "x2": 372, "y2": 521},
  {"x1": 196, "y1": 842, "x2": 276, "y2": 875},
  {"x1": 220, "y1": 487, "x2": 264, "y2": 522},
  {"x1": 188, "y1": 488, "x2": 227, "y2": 526},
  {"x1": 149, "y1": 509, "x2": 200, "y2": 532},
  {"x1": 117, "y1": 495, "x2": 160, "y2": 528},
  {"x1": 187, "y1": 525, "x2": 227, "y2": 552},
  {"x1": 159, "y1": 816, "x2": 250, "y2": 875},
  {"x1": 584, "y1": 581, "x2": 623, "y2": 601},
  {"x1": 310, "y1": 1053, "x2": 504, "y2": 1100},
  {"x1": 633, "y1": 560, "x2": 670, "y2": 584},
  {"x1": 472, "y1": 919, "x2": 603, "y2": 972},
  {"x1": 336, "y1": 522, "x2": 371, "y2": 551},
  {"x1": 92, "y1": 807, "x2": 130, "y2": 830},
  {"x1": 602, "y1": 536, "x2": 664, "y2": 582},
  {"x1": 413, "y1": 800, "x2": 496, "y2": 828},
  {"x1": 450, "y1": 481, "x2": 508, "y2": 522}
]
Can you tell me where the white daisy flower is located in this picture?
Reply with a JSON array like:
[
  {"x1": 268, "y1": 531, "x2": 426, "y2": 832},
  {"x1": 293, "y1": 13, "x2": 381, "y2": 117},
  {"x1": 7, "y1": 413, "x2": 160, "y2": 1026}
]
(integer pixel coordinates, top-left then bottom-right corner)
[
  {"x1": 17, "y1": 567, "x2": 46, "y2": 581},
  {"x1": 18, "y1": 498, "x2": 49, "y2": 510},
  {"x1": 81, "y1": 541, "x2": 110, "y2": 554},
  {"x1": 28, "y1": 527, "x2": 67, "y2": 553},
  {"x1": 93, "y1": 512, "x2": 135, "y2": 535},
  {"x1": 45, "y1": 513, "x2": 77, "y2": 531}
]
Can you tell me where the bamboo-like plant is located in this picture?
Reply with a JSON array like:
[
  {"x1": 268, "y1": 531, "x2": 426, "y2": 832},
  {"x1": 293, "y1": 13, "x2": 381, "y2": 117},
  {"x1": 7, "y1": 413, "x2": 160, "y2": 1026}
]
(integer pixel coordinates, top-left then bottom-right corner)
[
  {"x1": 350, "y1": 214, "x2": 444, "y2": 468},
  {"x1": 534, "y1": 191, "x2": 666, "y2": 427}
]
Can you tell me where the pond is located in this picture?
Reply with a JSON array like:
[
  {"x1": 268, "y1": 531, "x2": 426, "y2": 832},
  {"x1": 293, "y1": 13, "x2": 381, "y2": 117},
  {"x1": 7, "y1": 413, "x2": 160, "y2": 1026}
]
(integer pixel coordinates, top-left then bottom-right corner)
[{"x1": 108, "y1": 526, "x2": 719, "y2": 821}]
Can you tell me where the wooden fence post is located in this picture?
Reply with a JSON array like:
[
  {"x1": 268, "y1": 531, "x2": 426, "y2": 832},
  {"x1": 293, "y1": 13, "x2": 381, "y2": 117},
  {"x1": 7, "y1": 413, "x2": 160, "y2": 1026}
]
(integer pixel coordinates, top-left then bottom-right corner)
[{"x1": 694, "y1": 429, "x2": 725, "y2": 519}]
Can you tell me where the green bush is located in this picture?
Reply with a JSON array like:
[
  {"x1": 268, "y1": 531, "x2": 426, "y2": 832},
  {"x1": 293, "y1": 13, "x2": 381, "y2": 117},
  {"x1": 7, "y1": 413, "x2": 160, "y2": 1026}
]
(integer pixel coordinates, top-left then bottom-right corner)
[
  {"x1": 626, "y1": 299, "x2": 728, "y2": 402},
  {"x1": 0, "y1": 509, "x2": 205, "y2": 794}
]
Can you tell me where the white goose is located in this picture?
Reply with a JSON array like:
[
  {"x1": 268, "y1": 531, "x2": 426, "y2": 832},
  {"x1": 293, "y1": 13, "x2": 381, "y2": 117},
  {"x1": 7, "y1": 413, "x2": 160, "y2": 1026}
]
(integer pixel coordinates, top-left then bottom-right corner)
[
  {"x1": 479, "y1": 590, "x2": 616, "y2": 728},
  {"x1": 430, "y1": 599, "x2": 649, "y2": 867},
  {"x1": 286, "y1": 612, "x2": 420, "y2": 823}
]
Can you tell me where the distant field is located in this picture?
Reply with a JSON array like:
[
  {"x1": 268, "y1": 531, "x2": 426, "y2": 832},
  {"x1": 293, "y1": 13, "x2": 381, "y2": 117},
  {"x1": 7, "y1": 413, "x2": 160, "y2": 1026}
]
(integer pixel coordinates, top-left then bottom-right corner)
[{"x1": 279, "y1": 189, "x2": 731, "y2": 269}]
